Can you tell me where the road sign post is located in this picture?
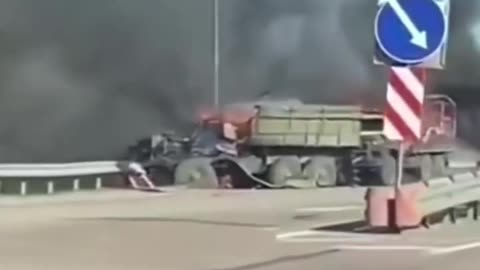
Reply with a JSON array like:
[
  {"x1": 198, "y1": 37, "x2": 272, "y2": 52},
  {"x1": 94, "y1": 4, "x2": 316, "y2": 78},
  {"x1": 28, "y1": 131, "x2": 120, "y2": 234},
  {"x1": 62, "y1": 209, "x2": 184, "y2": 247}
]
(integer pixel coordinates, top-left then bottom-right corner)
[
  {"x1": 396, "y1": 143, "x2": 406, "y2": 189},
  {"x1": 373, "y1": 0, "x2": 450, "y2": 188}
]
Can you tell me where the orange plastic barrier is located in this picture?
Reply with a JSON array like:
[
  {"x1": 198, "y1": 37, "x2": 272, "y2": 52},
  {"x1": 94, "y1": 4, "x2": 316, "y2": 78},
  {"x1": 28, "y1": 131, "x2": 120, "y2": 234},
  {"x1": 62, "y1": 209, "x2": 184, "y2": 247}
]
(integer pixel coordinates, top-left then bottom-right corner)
[{"x1": 365, "y1": 183, "x2": 427, "y2": 230}]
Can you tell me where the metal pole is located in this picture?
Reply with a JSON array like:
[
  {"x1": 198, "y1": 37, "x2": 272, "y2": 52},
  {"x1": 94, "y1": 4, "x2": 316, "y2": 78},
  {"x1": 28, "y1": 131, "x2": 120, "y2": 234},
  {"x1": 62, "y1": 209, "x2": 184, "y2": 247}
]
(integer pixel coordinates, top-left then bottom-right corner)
[
  {"x1": 213, "y1": 0, "x2": 220, "y2": 107},
  {"x1": 395, "y1": 142, "x2": 405, "y2": 189}
]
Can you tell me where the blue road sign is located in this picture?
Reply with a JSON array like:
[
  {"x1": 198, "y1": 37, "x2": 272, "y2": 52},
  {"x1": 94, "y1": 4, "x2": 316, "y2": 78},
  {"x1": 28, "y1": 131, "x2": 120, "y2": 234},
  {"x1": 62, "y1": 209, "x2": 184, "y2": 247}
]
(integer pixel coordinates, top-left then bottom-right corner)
[{"x1": 374, "y1": 0, "x2": 447, "y2": 65}]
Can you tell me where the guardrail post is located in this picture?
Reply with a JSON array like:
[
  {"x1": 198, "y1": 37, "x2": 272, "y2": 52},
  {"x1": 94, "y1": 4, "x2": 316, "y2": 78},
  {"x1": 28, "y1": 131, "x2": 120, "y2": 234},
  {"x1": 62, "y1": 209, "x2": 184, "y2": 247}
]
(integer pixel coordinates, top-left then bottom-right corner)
[
  {"x1": 448, "y1": 208, "x2": 457, "y2": 224},
  {"x1": 475, "y1": 201, "x2": 479, "y2": 221},
  {"x1": 73, "y1": 179, "x2": 80, "y2": 191},
  {"x1": 469, "y1": 201, "x2": 479, "y2": 221},
  {"x1": 95, "y1": 177, "x2": 102, "y2": 190},
  {"x1": 20, "y1": 181, "x2": 27, "y2": 196},
  {"x1": 47, "y1": 181, "x2": 54, "y2": 194}
]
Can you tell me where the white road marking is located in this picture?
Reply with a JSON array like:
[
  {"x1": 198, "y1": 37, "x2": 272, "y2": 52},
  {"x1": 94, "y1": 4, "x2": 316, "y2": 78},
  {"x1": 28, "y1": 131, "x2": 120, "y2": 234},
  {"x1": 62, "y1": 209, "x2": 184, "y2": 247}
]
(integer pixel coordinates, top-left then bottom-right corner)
[
  {"x1": 275, "y1": 229, "x2": 385, "y2": 243},
  {"x1": 295, "y1": 206, "x2": 361, "y2": 213},
  {"x1": 429, "y1": 242, "x2": 480, "y2": 255},
  {"x1": 276, "y1": 227, "x2": 480, "y2": 255},
  {"x1": 336, "y1": 245, "x2": 432, "y2": 251},
  {"x1": 276, "y1": 230, "x2": 321, "y2": 239},
  {"x1": 260, "y1": 227, "x2": 279, "y2": 231},
  {"x1": 278, "y1": 237, "x2": 376, "y2": 243},
  {"x1": 334, "y1": 242, "x2": 480, "y2": 255},
  {"x1": 276, "y1": 230, "x2": 365, "y2": 239}
]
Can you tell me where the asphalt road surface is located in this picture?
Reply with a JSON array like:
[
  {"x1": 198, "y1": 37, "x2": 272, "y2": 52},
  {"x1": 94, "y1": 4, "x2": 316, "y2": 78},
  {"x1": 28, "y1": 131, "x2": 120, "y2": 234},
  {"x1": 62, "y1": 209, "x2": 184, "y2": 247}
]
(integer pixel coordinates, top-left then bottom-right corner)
[{"x1": 0, "y1": 188, "x2": 480, "y2": 270}]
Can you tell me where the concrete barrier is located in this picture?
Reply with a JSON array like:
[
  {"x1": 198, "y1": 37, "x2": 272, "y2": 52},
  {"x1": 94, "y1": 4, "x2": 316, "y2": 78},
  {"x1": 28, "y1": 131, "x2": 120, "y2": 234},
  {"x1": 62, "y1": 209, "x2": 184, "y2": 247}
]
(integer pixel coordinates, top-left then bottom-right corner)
[
  {"x1": 365, "y1": 187, "x2": 395, "y2": 228},
  {"x1": 394, "y1": 183, "x2": 427, "y2": 228}
]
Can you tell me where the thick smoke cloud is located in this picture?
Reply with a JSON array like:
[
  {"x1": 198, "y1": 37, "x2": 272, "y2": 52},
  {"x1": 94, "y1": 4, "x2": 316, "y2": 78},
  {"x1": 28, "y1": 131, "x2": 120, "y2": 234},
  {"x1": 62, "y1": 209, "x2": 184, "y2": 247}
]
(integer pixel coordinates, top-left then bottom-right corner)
[
  {"x1": 0, "y1": 0, "x2": 213, "y2": 161},
  {"x1": 0, "y1": 0, "x2": 478, "y2": 162},
  {"x1": 222, "y1": 0, "x2": 380, "y2": 104}
]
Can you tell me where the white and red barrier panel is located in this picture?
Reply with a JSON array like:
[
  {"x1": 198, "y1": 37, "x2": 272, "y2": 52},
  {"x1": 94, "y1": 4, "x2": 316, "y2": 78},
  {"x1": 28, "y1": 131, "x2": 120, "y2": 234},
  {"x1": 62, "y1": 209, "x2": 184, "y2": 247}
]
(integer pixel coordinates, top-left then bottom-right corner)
[{"x1": 383, "y1": 67, "x2": 426, "y2": 142}]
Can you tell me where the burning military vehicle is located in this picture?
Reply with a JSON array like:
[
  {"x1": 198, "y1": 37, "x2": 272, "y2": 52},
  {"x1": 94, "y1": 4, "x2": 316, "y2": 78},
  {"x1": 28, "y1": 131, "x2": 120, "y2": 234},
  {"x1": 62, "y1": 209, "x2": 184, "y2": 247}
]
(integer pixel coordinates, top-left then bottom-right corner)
[{"x1": 126, "y1": 94, "x2": 456, "y2": 189}]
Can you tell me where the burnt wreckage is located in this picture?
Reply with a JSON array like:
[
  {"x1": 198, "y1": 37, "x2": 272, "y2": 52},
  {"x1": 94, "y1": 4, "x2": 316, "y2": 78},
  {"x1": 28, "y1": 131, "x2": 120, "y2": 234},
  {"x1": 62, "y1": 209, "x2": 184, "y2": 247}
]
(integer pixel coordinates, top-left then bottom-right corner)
[{"x1": 126, "y1": 95, "x2": 456, "y2": 189}]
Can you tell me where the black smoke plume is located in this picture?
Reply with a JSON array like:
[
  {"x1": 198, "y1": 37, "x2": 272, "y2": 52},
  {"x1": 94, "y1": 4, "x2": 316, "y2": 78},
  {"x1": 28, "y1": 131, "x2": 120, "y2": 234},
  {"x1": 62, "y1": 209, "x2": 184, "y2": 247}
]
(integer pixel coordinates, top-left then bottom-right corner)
[{"x1": 0, "y1": 0, "x2": 478, "y2": 162}]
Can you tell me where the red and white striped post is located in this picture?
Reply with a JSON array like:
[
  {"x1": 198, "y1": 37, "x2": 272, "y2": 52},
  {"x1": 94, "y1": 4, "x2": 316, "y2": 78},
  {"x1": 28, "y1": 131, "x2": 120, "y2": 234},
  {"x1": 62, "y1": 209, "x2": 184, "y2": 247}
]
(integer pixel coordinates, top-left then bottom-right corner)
[
  {"x1": 383, "y1": 66, "x2": 427, "y2": 188},
  {"x1": 366, "y1": 67, "x2": 428, "y2": 229}
]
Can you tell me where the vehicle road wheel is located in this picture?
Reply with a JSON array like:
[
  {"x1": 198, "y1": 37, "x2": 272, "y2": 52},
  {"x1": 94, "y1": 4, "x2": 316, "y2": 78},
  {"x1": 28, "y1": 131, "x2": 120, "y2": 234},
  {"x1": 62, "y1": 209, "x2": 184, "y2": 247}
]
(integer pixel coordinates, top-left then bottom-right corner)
[
  {"x1": 431, "y1": 154, "x2": 447, "y2": 177},
  {"x1": 148, "y1": 167, "x2": 174, "y2": 186},
  {"x1": 267, "y1": 156, "x2": 302, "y2": 187},
  {"x1": 303, "y1": 156, "x2": 337, "y2": 187},
  {"x1": 419, "y1": 155, "x2": 433, "y2": 181},
  {"x1": 174, "y1": 158, "x2": 218, "y2": 189},
  {"x1": 380, "y1": 152, "x2": 397, "y2": 186}
]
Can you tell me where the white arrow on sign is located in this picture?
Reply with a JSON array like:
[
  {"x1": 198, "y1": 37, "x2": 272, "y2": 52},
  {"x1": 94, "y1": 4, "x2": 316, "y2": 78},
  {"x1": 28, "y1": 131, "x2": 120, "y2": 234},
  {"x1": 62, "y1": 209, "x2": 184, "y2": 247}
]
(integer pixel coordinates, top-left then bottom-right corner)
[{"x1": 380, "y1": 0, "x2": 428, "y2": 49}]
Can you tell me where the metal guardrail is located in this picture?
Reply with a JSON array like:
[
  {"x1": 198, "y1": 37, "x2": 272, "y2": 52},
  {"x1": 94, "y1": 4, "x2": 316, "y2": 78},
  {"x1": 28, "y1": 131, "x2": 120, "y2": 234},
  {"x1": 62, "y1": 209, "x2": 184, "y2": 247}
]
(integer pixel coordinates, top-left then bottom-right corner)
[
  {"x1": 0, "y1": 161, "x2": 124, "y2": 177},
  {"x1": 420, "y1": 170, "x2": 480, "y2": 216},
  {"x1": 365, "y1": 168, "x2": 480, "y2": 230},
  {"x1": 0, "y1": 159, "x2": 477, "y2": 197},
  {"x1": 0, "y1": 161, "x2": 128, "y2": 196}
]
